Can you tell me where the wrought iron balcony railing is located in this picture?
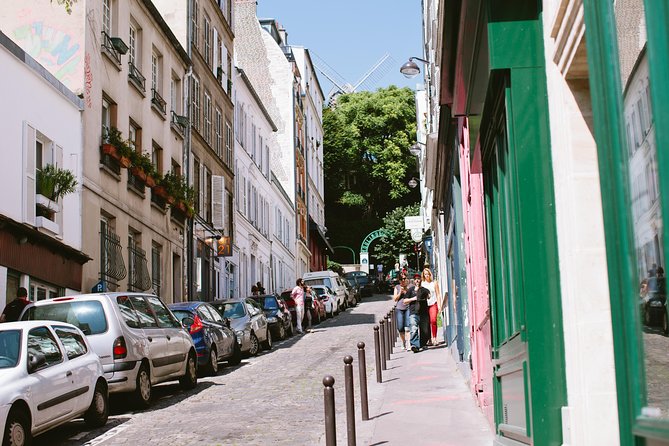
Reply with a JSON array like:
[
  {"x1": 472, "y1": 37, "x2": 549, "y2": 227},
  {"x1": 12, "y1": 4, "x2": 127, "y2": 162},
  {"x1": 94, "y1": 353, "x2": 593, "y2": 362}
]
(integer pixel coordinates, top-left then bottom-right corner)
[
  {"x1": 101, "y1": 227, "x2": 127, "y2": 286},
  {"x1": 151, "y1": 88, "x2": 166, "y2": 115},
  {"x1": 101, "y1": 31, "x2": 122, "y2": 65},
  {"x1": 128, "y1": 242, "x2": 152, "y2": 291},
  {"x1": 128, "y1": 62, "x2": 146, "y2": 92}
]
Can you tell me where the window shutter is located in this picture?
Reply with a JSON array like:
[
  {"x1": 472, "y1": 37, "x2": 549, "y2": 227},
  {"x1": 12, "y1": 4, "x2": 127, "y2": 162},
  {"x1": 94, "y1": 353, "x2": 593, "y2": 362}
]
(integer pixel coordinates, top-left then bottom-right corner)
[
  {"x1": 212, "y1": 175, "x2": 225, "y2": 229},
  {"x1": 220, "y1": 42, "x2": 228, "y2": 89},
  {"x1": 23, "y1": 122, "x2": 36, "y2": 225},
  {"x1": 199, "y1": 164, "x2": 205, "y2": 217},
  {"x1": 213, "y1": 28, "x2": 219, "y2": 77}
]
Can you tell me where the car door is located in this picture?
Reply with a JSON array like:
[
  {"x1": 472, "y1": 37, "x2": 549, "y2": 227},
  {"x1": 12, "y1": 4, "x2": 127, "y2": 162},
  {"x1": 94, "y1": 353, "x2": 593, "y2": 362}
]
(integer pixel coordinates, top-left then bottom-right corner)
[
  {"x1": 128, "y1": 296, "x2": 169, "y2": 378},
  {"x1": 26, "y1": 326, "x2": 77, "y2": 428},
  {"x1": 201, "y1": 304, "x2": 234, "y2": 357},
  {"x1": 145, "y1": 296, "x2": 188, "y2": 377},
  {"x1": 53, "y1": 325, "x2": 96, "y2": 414},
  {"x1": 245, "y1": 300, "x2": 266, "y2": 340}
]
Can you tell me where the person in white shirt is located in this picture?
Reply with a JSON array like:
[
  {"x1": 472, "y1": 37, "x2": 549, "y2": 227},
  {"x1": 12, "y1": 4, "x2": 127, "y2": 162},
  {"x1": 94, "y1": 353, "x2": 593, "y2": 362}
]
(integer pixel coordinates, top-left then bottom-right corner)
[
  {"x1": 421, "y1": 268, "x2": 441, "y2": 346},
  {"x1": 291, "y1": 279, "x2": 305, "y2": 334}
]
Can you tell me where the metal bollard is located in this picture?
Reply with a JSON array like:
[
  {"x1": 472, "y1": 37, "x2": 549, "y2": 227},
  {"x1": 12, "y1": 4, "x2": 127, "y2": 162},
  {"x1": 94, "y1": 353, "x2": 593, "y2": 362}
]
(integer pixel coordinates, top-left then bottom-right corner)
[
  {"x1": 344, "y1": 356, "x2": 357, "y2": 446},
  {"x1": 323, "y1": 375, "x2": 336, "y2": 446},
  {"x1": 379, "y1": 320, "x2": 387, "y2": 370},
  {"x1": 385, "y1": 315, "x2": 392, "y2": 359},
  {"x1": 373, "y1": 326, "x2": 382, "y2": 383},
  {"x1": 357, "y1": 342, "x2": 369, "y2": 421},
  {"x1": 392, "y1": 308, "x2": 397, "y2": 344}
]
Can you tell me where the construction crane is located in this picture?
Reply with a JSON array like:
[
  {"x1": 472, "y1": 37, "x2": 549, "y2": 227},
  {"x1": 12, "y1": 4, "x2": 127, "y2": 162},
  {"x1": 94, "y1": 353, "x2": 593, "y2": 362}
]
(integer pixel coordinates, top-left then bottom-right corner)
[{"x1": 310, "y1": 52, "x2": 397, "y2": 107}]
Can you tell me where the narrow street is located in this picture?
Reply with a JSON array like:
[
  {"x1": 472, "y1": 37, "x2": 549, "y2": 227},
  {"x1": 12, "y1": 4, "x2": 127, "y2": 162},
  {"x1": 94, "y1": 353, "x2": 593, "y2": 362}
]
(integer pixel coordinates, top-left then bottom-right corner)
[{"x1": 35, "y1": 295, "x2": 395, "y2": 445}]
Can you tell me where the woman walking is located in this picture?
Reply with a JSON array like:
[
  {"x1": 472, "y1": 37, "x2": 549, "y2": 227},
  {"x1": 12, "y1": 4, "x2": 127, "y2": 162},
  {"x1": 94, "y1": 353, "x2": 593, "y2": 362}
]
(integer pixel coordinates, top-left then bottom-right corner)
[
  {"x1": 421, "y1": 268, "x2": 441, "y2": 346},
  {"x1": 393, "y1": 276, "x2": 410, "y2": 350}
]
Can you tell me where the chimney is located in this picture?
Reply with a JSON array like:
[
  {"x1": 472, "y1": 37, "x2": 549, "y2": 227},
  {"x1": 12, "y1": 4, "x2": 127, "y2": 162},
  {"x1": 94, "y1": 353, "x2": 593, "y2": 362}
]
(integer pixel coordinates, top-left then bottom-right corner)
[{"x1": 278, "y1": 27, "x2": 288, "y2": 46}]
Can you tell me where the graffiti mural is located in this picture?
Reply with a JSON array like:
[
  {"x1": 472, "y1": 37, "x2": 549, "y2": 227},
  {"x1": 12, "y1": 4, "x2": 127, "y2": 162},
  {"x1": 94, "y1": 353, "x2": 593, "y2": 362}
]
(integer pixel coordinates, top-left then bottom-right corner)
[{"x1": 12, "y1": 21, "x2": 83, "y2": 91}]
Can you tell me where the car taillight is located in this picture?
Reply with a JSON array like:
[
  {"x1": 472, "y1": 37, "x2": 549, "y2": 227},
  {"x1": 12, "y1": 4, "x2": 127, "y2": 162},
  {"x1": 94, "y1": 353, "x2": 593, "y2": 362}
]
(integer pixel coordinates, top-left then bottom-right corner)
[
  {"x1": 190, "y1": 315, "x2": 204, "y2": 334},
  {"x1": 113, "y1": 336, "x2": 127, "y2": 359}
]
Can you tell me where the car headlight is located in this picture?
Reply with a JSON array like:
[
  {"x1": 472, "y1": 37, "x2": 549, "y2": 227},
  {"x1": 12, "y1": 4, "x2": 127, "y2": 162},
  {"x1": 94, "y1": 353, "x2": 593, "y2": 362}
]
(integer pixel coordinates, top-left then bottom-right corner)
[
  {"x1": 650, "y1": 301, "x2": 663, "y2": 307},
  {"x1": 267, "y1": 316, "x2": 277, "y2": 323}
]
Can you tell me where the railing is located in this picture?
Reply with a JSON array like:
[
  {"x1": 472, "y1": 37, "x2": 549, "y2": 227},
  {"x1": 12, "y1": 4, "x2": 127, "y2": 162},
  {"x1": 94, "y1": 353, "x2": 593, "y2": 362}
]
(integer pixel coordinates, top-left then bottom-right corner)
[
  {"x1": 171, "y1": 110, "x2": 186, "y2": 135},
  {"x1": 128, "y1": 169, "x2": 145, "y2": 192},
  {"x1": 128, "y1": 242, "x2": 152, "y2": 291},
  {"x1": 101, "y1": 227, "x2": 127, "y2": 286},
  {"x1": 100, "y1": 147, "x2": 121, "y2": 176},
  {"x1": 151, "y1": 188, "x2": 167, "y2": 209},
  {"x1": 128, "y1": 62, "x2": 146, "y2": 92},
  {"x1": 151, "y1": 88, "x2": 166, "y2": 115},
  {"x1": 101, "y1": 31, "x2": 121, "y2": 65}
]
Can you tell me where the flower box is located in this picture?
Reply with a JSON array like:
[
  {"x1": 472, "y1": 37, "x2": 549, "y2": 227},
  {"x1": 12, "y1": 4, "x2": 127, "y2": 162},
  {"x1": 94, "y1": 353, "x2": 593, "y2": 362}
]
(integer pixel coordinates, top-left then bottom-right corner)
[
  {"x1": 36, "y1": 194, "x2": 60, "y2": 213},
  {"x1": 36, "y1": 216, "x2": 60, "y2": 234},
  {"x1": 130, "y1": 166, "x2": 147, "y2": 182}
]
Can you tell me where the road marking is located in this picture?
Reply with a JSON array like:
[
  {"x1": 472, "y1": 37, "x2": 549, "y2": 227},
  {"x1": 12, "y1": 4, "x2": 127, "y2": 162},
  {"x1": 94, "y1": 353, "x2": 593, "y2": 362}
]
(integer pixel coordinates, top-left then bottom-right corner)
[{"x1": 81, "y1": 423, "x2": 131, "y2": 446}]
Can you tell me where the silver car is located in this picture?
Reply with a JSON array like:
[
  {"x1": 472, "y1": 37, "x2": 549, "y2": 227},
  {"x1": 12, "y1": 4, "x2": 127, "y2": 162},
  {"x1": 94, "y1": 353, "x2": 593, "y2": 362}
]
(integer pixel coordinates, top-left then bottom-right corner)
[
  {"x1": 211, "y1": 299, "x2": 271, "y2": 357},
  {"x1": 21, "y1": 292, "x2": 198, "y2": 408}
]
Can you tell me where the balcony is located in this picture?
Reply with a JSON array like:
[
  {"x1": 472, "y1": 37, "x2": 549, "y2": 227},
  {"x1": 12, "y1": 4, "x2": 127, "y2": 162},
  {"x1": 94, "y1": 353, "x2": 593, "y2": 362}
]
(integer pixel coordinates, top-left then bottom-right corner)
[
  {"x1": 100, "y1": 146, "x2": 121, "y2": 177},
  {"x1": 151, "y1": 88, "x2": 166, "y2": 116},
  {"x1": 101, "y1": 31, "x2": 124, "y2": 66},
  {"x1": 171, "y1": 111, "x2": 187, "y2": 136},
  {"x1": 128, "y1": 62, "x2": 146, "y2": 93},
  {"x1": 101, "y1": 227, "x2": 127, "y2": 287},
  {"x1": 128, "y1": 242, "x2": 152, "y2": 291}
]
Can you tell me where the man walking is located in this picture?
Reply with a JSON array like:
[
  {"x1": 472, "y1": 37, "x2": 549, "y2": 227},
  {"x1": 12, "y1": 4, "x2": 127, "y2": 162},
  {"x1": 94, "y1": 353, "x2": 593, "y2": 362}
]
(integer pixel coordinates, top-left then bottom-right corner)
[
  {"x1": 291, "y1": 278, "x2": 305, "y2": 334},
  {"x1": 403, "y1": 276, "x2": 429, "y2": 352},
  {"x1": 0, "y1": 287, "x2": 30, "y2": 323}
]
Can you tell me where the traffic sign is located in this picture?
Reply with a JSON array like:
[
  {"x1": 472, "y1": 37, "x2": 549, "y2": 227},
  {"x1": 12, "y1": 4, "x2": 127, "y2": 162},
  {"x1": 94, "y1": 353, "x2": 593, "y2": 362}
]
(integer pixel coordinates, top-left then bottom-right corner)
[
  {"x1": 404, "y1": 216, "x2": 423, "y2": 230},
  {"x1": 411, "y1": 228, "x2": 423, "y2": 242}
]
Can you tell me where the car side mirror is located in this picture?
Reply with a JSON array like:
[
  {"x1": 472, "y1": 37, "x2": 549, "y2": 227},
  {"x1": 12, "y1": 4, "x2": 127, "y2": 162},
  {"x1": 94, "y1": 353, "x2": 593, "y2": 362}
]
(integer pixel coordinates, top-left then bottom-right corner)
[
  {"x1": 182, "y1": 317, "x2": 194, "y2": 329},
  {"x1": 224, "y1": 317, "x2": 231, "y2": 328},
  {"x1": 28, "y1": 352, "x2": 46, "y2": 373}
]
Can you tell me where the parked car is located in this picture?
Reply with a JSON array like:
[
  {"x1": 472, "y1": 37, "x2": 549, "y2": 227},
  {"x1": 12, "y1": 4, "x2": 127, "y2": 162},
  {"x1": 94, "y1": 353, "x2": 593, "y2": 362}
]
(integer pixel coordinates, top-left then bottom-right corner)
[
  {"x1": 169, "y1": 302, "x2": 242, "y2": 375},
  {"x1": 276, "y1": 296, "x2": 295, "y2": 337},
  {"x1": 308, "y1": 290, "x2": 327, "y2": 324},
  {"x1": 344, "y1": 271, "x2": 375, "y2": 297},
  {"x1": 344, "y1": 277, "x2": 362, "y2": 305},
  {"x1": 211, "y1": 299, "x2": 271, "y2": 357},
  {"x1": 249, "y1": 294, "x2": 293, "y2": 340},
  {"x1": 310, "y1": 285, "x2": 338, "y2": 317},
  {"x1": 303, "y1": 271, "x2": 347, "y2": 312},
  {"x1": 0, "y1": 321, "x2": 109, "y2": 446},
  {"x1": 280, "y1": 289, "x2": 326, "y2": 328},
  {"x1": 21, "y1": 292, "x2": 198, "y2": 408}
]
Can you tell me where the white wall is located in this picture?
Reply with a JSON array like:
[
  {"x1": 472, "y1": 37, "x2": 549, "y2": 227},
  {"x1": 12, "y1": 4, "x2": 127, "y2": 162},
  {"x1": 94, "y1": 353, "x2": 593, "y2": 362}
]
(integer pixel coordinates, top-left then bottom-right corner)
[{"x1": 0, "y1": 39, "x2": 83, "y2": 251}]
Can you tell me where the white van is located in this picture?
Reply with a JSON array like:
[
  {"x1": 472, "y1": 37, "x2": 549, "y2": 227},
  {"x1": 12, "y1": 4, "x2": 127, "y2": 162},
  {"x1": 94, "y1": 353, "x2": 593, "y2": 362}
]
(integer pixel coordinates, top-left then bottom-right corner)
[{"x1": 303, "y1": 271, "x2": 348, "y2": 313}]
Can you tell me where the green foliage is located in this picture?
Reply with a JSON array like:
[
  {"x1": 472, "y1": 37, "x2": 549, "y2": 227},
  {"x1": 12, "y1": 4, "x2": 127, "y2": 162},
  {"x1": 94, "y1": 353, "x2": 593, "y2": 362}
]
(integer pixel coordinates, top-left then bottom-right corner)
[
  {"x1": 103, "y1": 127, "x2": 133, "y2": 158},
  {"x1": 327, "y1": 260, "x2": 344, "y2": 275},
  {"x1": 36, "y1": 164, "x2": 78, "y2": 201},
  {"x1": 160, "y1": 171, "x2": 195, "y2": 206},
  {"x1": 52, "y1": 0, "x2": 76, "y2": 14},
  {"x1": 130, "y1": 151, "x2": 155, "y2": 176},
  {"x1": 323, "y1": 86, "x2": 418, "y2": 218},
  {"x1": 374, "y1": 204, "x2": 421, "y2": 268}
]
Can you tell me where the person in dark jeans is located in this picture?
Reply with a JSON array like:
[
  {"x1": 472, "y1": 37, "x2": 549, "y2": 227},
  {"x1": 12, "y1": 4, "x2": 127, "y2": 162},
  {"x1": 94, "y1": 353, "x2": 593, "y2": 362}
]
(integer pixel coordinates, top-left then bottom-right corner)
[
  {"x1": 403, "y1": 277, "x2": 430, "y2": 352},
  {"x1": 0, "y1": 287, "x2": 30, "y2": 323}
]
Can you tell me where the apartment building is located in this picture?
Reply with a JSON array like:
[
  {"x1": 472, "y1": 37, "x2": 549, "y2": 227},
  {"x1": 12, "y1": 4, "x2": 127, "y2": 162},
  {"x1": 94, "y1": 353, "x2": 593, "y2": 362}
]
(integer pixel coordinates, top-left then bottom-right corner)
[
  {"x1": 231, "y1": 67, "x2": 276, "y2": 297},
  {"x1": 0, "y1": 30, "x2": 88, "y2": 307},
  {"x1": 154, "y1": 0, "x2": 235, "y2": 301}
]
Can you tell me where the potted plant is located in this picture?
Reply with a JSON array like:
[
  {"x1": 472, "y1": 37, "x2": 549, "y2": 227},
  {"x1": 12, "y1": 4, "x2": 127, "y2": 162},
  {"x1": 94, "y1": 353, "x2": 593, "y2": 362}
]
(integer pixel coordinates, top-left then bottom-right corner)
[
  {"x1": 158, "y1": 170, "x2": 179, "y2": 204},
  {"x1": 102, "y1": 127, "x2": 124, "y2": 159},
  {"x1": 129, "y1": 151, "x2": 155, "y2": 184},
  {"x1": 36, "y1": 164, "x2": 78, "y2": 219}
]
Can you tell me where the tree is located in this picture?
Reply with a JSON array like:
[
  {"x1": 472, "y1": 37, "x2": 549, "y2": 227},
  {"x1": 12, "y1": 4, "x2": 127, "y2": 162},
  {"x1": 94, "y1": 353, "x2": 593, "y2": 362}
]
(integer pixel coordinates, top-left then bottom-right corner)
[
  {"x1": 374, "y1": 204, "x2": 421, "y2": 269},
  {"x1": 323, "y1": 86, "x2": 420, "y2": 264},
  {"x1": 52, "y1": 0, "x2": 76, "y2": 14}
]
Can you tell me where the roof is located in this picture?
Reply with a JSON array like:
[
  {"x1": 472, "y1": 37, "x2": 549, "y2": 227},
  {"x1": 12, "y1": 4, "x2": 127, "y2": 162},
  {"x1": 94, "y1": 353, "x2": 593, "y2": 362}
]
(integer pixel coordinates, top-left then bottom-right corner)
[{"x1": 236, "y1": 67, "x2": 278, "y2": 131}]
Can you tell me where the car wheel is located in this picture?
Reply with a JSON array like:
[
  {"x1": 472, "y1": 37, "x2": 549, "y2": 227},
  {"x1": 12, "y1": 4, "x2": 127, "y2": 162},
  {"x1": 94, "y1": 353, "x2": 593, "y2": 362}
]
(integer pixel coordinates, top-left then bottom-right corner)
[
  {"x1": 134, "y1": 363, "x2": 152, "y2": 408},
  {"x1": 84, "y1": 380, "x2": 109, "y2": 428},
  {"x1": 206, "y1": 346, "x2": 218, "y2": 376},
  {"x1": 249, "y1": 332, "x2": 260, "y2": 356},
  {"x1": 261, "y1": 329, "x2": 272, "y2": 350},
  {"x1": 228, "y1": 340, "x2": 242, "y2": 365},
  {"x1": 3, "y1": 407, "x2": 31, "y2": 446},
  {"x1": 179, "y1": 351, "x2": 198, "y2": 390},
  {"x1": 278, "y1": 323, "x2": 286, "y2": 340}
]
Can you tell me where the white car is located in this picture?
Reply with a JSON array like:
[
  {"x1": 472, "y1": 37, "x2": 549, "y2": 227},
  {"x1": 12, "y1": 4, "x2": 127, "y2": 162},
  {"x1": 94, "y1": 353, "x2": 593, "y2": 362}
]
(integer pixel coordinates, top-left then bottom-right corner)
[
  {"x1": 21, "y1": 292, "x2": 198, "y2": 408},
  {"x1": 310, "y1": 285, "x2": 338, "y2": 317},
  {"x1": 0, "y1": 321, "x2": 108, "y2": 446}
]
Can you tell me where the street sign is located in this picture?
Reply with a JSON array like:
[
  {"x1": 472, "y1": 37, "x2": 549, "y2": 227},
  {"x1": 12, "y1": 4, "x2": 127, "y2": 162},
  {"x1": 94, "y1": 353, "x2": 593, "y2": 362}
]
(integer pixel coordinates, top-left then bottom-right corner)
[
  {"x1": 217, "y1": 236, "x2": 232, "y2": 257},
  {"x1": 411, "y1": 228, "x2": 423, "y2": 242},
  {"x1": 91, "y1": 281, "x2": 105, "y2": 293},
  {"x1": 404, "y1": 216, "x2": 423, "y2": 230}
]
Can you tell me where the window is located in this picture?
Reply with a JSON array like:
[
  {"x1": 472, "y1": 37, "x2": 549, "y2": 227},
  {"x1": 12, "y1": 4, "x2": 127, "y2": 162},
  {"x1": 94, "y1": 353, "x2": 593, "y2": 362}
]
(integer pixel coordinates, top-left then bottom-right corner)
[
  {"x1": 191, "y1": 0, "x2": 199, "y2": 48},
  {"x1": 205, "y1": 168, "x2": 212, "y2": 222},
  {"x1": 170, "y1": 75, "x2": 181, "y2": 113},
  {"x1": 152, "y1": 142, "x2": 163, "y2": 175},
  {"x1": 191, "y1": 75, "x2": 200, "y2": 131},
  {"x1": 215, "y1": 107, "x2": 222, "y2": 157},
  {"x1": 129, "y1": 23, "x2": 137, "y2": 67},
  {"x1": 251, "y1": 123, "x2": 256, "y2": 160},
  {"x1": 151, "y1": 51, "x2": 162, "y2": 93},
  {"x1": 226, "y1": 122, "x2": 233, "y2": 167},
  {"x1": 54, "y1": 326, "x2": 87, "y2": 360},
  {"x1": 27, "y1": 327, "x2": 62, "y2": 368},
  {"x1": 204, "y1": 91, "x2": 212, "y2": 143},
  {"x1": 203, "y1": 15, "x2": 212, "y2": 66},
  {"x1": 146, "y1": 296, "x2": 180, "y2": 328},
  {"x1": 128, "y1": 296, "x2": 158, "y2": 328},
  {"x1": 128, "y1": 121, "x2": 141, "y2": 151},
  {"x1": 194, "y1": 158, "x2": 201, "y2": 214},
  {"x1": 152, "y1": 244, "x2": 161, "y2": 297},
  {"x1": 103, "y1": 0, "x2": 112, "y2": 35},
  {"x1": 23, "y1": 301, "x2": 108, "y2": 335},
  {"x1": 116, "y1": 296, "x2": 141, "y2": 328}
]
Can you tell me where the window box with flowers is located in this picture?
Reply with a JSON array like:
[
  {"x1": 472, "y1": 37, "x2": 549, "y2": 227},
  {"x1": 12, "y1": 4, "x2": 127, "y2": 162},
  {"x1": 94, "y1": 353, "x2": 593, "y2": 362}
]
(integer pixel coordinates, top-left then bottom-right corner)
[
  {"x1": 102, "y1": 127, "x2": 133, "y2": 171},
  {"x1": 161, "y1": 171, "x2": 195, "y2": 219},
  {"x1": 129, "y1": 150, "x2": 158, "y2": 187},
  {"x1": 35, "y1": 164, "x2": 77, "y2": 226}
]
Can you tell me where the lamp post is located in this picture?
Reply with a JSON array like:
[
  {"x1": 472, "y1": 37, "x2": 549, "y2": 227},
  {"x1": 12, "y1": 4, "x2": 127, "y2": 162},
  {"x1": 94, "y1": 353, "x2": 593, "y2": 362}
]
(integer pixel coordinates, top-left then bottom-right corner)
[
  {"x1": 333, "y1": 245, "x2": 357, "y2": 264},
  {"x1": 400, "y1": 57, "x2": 429, "y2": 78}
]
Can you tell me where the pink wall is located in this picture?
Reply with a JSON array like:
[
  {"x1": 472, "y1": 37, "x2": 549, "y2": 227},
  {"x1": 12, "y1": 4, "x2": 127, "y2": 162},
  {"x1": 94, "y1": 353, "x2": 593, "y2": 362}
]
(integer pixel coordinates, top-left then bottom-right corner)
[{"x1": 458, "y1": 118, "x2": 494, "y2": 425}]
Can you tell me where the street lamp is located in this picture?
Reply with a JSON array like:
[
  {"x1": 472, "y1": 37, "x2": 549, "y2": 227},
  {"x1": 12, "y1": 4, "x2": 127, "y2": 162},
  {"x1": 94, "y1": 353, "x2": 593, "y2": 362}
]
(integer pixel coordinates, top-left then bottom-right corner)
[
  {"x1": 400, "y1": 57, "x2": 429, "y2": 78},
  {"x1": 408, "y1": 177, "x2": 419, "y2": 188},
  {"x1": 409, "y1": 142, "x2": 423, "y2": 157}
]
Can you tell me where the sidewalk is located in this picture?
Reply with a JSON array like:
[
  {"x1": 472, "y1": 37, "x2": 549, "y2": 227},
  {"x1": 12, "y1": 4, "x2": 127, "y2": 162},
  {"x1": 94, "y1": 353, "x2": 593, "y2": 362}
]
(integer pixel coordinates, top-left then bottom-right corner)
[{"x1": 356, "y1": 335, "x2": 494, "y2": 446}]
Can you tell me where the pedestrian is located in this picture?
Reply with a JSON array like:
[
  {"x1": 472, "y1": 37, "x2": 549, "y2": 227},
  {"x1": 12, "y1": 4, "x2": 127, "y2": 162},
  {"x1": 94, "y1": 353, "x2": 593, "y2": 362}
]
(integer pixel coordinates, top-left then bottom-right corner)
[
  {"x1": 393, "y1": 276, "x2": 410, "y2": 350},
  {"x1": 304, "y1": 286, "x2": 314, "y2": 332},
  {"x1": 421, "y1": 267, "x2": 442, "y2": 346},
  {"x1": 0, "y1": 287, "x2": 30, "y2": 323},
  {"x1": 251, "y1": 285, "x2": 259, "y2": 296},
  {"x1": 257, "y1": 282, "x2": 266, "y2": 294},
  {"x1": 291, "y1": 278, "x2": 305, "y2": 334},
  {"x1": 403, "y1": 276, "x2": 429, "y2": 352}
]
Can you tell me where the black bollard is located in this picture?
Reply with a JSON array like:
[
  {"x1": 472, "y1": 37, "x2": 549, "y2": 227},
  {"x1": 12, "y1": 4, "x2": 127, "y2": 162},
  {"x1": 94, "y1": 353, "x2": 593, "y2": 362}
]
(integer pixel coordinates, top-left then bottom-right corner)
[
  {"x1": 344, "y1": 356, "x2": 357, "y2": 446},
  {"x1": 385, "y1": 315, "x2": 392, "y2": 359},
  {"x1": 323, "y1": 375, "x2": 336, "y2": 446},
  {"x1": 357, "y1": 342, "x2": 369, "y2": 421},
  {"x1": 379, "y1": 320, "x2": 387, "y2": 370},
  {"x1": 373, "y1": 326, "x2": 382, "y2": 383}
]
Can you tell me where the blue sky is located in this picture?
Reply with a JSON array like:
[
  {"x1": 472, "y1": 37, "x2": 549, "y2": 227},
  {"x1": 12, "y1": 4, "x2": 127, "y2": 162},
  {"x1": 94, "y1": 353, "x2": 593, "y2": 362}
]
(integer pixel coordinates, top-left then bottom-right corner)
[{"x1": 256, "y1": 1, "x2": 424, "y2": 99}]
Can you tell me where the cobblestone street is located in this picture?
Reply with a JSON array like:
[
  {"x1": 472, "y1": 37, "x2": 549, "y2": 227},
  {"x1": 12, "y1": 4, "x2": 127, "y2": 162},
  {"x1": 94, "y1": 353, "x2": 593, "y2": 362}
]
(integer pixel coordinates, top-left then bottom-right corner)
[{"x1": 34, "y1": 294, "x2": 394, "y2": 446}]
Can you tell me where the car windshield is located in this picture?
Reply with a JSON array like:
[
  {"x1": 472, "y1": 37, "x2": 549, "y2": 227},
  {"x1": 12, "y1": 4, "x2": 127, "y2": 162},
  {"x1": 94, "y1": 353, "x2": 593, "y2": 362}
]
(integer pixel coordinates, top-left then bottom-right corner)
[
  {"x1": 0, "y1": 330, "x2": 20, "y2": 369},
  {"x1": 222, "y1": 302, "x2": 245, "y2": 319},
  {"x1": 23, "y1": 301, "x2": 108, "y2": 335},
  {"x1": 262, "y1": 297, "x2": 278, "y2": 310}
]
